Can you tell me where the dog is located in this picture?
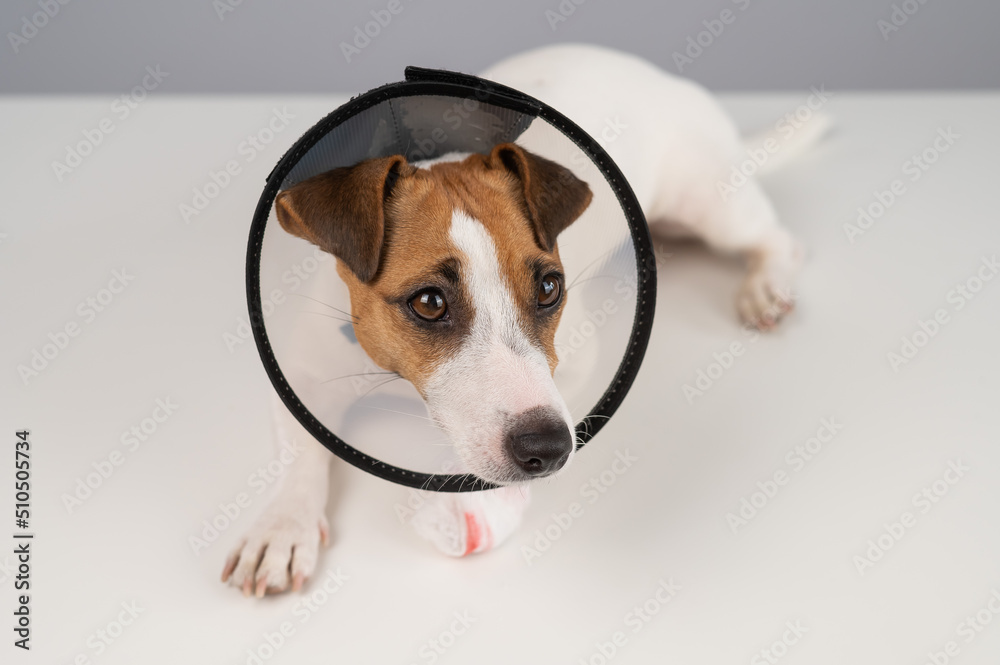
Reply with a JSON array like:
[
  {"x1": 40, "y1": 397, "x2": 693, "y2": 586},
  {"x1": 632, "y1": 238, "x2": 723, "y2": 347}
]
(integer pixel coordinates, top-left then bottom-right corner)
[{"x1": 222, "y1": 43, "x2": 827, "y2": 596}]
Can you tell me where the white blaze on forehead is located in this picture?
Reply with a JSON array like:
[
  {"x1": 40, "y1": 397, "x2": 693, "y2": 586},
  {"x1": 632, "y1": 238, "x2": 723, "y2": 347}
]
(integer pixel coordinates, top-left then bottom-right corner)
[
  {"x1": 448, "y1": 210, "x2": 532, "y2": 356},
  {"x1": 423, "y1": 210, "x2": 575, "y2": 482},
  {"x1": 442, "y1": 211, "x2": 572, "y2": 420}
]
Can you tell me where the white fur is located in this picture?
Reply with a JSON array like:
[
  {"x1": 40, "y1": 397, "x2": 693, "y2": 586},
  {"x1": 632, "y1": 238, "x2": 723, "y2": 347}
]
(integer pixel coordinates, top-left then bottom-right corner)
[
  {"x1": 412, "y1": 151, "x2": 472, "y2": 169},
  {"x1": 409, "y1": 486, "x2": 531, "y2": 557},
  {"x1": 421, "y1": 211, "x2": 575, "y2": 483},
  {"x1": 222, "y1": 393, "x2": 330, "y2": 596},
  {"x1": 225, "y1": 44, "x2": 826, "y2": 591},
  {"x1": 482, "y1": 43, "x2": 820, "y2": 323}
]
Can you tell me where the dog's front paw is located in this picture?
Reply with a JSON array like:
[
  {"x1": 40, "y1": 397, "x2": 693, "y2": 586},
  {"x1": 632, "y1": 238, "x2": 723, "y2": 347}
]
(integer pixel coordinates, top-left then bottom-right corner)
[
  {"x1": 221, "y1": 506, "x2": 329, "y2": 597},
  {"x1": 410, "y1": 487, "x2": 529, "y2": 557}
]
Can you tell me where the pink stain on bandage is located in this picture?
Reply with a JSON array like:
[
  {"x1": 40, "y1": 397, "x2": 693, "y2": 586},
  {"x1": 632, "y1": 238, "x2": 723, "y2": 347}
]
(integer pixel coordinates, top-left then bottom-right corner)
[{"x1": 462, "y1": 512, "x2": 493, "y2": 556}]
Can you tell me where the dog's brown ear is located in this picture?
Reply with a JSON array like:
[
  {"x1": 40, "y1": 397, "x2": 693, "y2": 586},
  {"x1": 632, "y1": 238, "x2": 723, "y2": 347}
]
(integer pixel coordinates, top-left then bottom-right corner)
[
  {"x1": 274, "y1": 156, "x2": 411, "y2": 282},
  {"x1": 488, "y1": 143, "x2": 593, "y2": 252}
]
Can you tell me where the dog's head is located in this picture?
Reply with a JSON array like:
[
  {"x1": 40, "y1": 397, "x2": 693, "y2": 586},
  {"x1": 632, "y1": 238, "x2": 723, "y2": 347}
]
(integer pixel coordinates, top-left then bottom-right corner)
[{"x1": 275, "y1": 143, "x2": 592, "y2": 484}]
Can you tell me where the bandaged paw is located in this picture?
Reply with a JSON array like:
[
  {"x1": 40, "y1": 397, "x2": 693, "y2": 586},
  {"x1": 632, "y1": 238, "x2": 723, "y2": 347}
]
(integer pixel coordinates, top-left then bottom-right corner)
[{"x1": 410, "y1": 486, "x2": 530, "y2": 557}]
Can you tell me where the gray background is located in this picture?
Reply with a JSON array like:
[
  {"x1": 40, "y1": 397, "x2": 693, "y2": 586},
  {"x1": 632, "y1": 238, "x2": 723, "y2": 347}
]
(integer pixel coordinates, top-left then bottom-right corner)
[{"x1": 1, "y1": 0, "x2": 998, "y2": 94}]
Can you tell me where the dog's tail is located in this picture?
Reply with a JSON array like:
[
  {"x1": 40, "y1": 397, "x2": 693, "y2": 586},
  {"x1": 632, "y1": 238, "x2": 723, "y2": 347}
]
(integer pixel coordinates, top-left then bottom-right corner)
[{"x1": 742, "y1": 112, "x2": 833, "y2": 177}]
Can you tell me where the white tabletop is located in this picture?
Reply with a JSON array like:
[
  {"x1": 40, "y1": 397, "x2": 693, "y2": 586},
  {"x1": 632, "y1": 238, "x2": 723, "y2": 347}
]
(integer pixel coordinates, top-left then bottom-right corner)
[{"x1": 2, "y1": 91, "x2": 999, "y2": 664}]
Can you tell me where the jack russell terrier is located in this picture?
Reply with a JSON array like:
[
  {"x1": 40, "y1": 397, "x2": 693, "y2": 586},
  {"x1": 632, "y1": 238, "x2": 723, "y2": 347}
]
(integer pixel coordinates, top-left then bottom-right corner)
[{"x1": 222, "y1": 43, "x2": 828, "y2": 596}]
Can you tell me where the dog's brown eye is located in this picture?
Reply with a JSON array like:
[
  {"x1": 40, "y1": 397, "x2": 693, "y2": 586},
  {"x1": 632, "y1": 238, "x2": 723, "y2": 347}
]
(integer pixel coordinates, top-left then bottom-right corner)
[
  {"x1": 409, "y1": 289, "x2": 448, "y2": 321},
  {"x1": 538, "y1": 274, "x2": 562, "y2": 307}
]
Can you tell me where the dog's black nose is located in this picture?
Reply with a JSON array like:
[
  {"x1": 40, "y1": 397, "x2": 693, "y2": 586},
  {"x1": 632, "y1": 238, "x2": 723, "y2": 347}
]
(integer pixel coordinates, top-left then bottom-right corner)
[{"x1": 505, "y1": 407, "x2": 573, "y2": 477}]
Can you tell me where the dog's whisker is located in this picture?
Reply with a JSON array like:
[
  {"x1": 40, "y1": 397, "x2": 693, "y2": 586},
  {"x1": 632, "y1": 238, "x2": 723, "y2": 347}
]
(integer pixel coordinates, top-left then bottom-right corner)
[
  {"x1": 319, "y1": 370, "x2": 398, "y2": 385},
  {"x1": 301, "y1": 310, "x2": 359, "y2": 325},
  {"x1": 565, "y1": 247, "x2": 619, "y2": 290},
  {"x1": 358, "y1": 405, "x2": 436, "y2": 422},
  {"x1": 418, "y1": 440, "x2": 457, "y2": 448},
  {"x1": 414, "y1": 433, "x2": 453, "y2": 443},
  {"x1": 287, "y1": 293, "x2": 359, "y2": 321},
  {"x1": 575, "y1": 412, "x2": 612, "y2": 443},
  {"x1": 565, "y1": 273, "x2": 619, "y2": 291},
  {"x1": 358, "y1": 375, "x2": 405, "y2": 398}
]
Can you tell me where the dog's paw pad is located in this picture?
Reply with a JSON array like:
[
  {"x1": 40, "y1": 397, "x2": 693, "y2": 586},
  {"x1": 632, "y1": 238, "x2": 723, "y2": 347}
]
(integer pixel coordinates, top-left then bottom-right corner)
[{"x1": 221, "y1": 511, "x2": 329, "y2": 597}]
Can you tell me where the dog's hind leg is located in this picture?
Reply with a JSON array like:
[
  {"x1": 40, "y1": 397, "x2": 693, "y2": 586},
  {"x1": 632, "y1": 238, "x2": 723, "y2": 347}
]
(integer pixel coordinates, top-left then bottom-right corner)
[
  {"x1": 644, "y1": 111, "x2": 831, "y2": 329},
  {"x1": 221, "y1": 392, "x2": 332, "y2": 597},
  {"x1": 410, "y1": 486, "x2": 530, "y2": 557},
  {"x1": 648, "y1": 176, "x2": 803, "y2": 330}
]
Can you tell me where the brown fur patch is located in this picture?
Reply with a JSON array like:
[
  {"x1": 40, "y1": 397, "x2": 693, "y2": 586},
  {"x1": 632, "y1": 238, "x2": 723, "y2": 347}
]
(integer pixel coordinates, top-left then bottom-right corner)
[
  {"x1": 275, "y1": 156, "x2": 412, "y2": 283},
  {"x1": 421, "y1": 156, "x2": 568, "y2": 372},
  {"x1": 285, "y1": 148, "x2": 591, "y2": 394},
  {"x1": 337, "y1": 170, "x2": 471, "y2": 394}
]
